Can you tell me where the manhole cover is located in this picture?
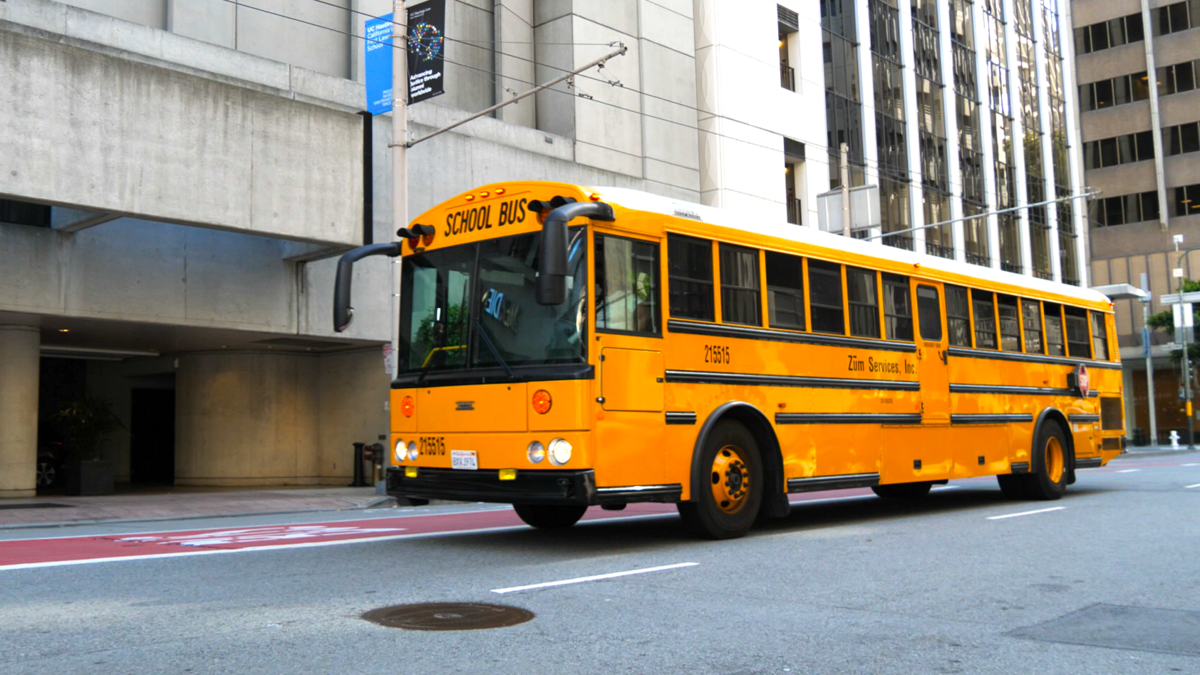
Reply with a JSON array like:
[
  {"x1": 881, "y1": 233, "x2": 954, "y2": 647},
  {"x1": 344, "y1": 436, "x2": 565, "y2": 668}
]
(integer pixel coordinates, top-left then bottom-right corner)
[{"x1": 362, "y1": 603, "x2": 534, "y2": 631}]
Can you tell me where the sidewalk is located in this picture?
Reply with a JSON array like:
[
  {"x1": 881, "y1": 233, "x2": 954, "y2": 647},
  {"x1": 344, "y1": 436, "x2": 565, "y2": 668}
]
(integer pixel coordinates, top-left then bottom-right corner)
[
  {"x1": 0, "y1": 486, "x2": 394, "y2": 530},
  {"x1": 1122, "y1": 443, "x2": 1200, "y2": 455}
]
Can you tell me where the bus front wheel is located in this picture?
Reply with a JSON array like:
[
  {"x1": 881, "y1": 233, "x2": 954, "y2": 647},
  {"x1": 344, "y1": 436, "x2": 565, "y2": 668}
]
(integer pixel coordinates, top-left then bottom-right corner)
[
  {"x1": 677, "y1": 420, "x2": 763, "y2": 540},
  {"x1": 513, "y1": 504, "x2": 587, "y2": 529}
]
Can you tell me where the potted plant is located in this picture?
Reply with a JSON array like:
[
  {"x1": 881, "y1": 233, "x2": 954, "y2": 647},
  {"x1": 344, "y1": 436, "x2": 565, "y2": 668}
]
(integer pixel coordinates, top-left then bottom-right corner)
[{"x1": 56, "y1": 395, "x2": 125, "y2": 496}]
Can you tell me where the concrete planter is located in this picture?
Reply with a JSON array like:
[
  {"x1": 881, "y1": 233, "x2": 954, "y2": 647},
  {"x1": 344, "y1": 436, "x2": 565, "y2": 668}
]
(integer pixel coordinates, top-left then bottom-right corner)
[{"x1": 64, "y1": 459, "x2": 115, "y2": 496}]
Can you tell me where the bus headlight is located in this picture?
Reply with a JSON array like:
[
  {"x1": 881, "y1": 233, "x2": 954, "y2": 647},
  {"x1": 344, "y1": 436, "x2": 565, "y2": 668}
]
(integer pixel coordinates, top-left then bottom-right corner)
[
  {"x1": 394, "y1": 439, "x2": 405, "y2": 463},
  {"x1": 548, "y1": 438, "x2": 572, "y2": 466},
  {"x1": 407, "y1": 441, "x2": 419, "y2": 461},
  {"x1": 527, "y1": 441, "x2": 546, "y2": 464}
]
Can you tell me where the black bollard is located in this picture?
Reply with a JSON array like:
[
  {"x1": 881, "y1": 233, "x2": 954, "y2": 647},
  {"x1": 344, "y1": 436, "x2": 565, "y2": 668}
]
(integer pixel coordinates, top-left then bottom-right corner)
[{"x1": 349, "y1": 442, "x2": 369, "y2": 487}]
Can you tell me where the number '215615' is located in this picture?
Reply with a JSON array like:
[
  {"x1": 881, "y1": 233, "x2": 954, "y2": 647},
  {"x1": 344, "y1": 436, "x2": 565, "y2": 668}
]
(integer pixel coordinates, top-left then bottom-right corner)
[{"x1": 703, "y1": 344, "x2": 731, "y2": 365}]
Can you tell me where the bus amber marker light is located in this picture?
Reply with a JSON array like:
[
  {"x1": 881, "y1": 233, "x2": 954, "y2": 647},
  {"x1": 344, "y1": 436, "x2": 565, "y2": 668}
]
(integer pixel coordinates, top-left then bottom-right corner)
[
  {"x1": 532, "y1": 389, "x2": 552, "y2": 414},
  {"x1": 401, "y1": 396, "x2": 415, "y2": 418}
]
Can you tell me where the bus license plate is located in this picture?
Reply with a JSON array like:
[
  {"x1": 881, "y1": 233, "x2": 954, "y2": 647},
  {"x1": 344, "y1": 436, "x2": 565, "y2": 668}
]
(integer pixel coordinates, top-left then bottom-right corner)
[{"x1": 451, "y1": 450, "x2": 478, "y2": 471}]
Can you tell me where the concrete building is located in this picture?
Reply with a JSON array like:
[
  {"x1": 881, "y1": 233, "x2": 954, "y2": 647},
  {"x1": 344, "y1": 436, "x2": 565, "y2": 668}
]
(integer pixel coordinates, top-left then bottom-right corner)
[
  {"x1": 1072, "y1": 0, "x2": 1200, "y2": 443},
  {"x1": 0, "y1": 0, "x2": 1091, "y2": 496}
]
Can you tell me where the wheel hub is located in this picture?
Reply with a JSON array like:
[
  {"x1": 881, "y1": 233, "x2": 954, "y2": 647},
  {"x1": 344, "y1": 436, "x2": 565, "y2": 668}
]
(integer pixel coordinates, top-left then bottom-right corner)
[
  {"x1": 1045, "y1": 436, "x2": 1064, "y2": 483},
  {"x1": 710, "y1": 445, "x2": 750, "y2": 514}
]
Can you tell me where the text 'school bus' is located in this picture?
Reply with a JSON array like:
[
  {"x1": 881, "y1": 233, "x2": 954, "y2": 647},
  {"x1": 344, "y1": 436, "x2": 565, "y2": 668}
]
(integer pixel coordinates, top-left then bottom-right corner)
[{"x1": 333, "y1": 182, "x2": 1125, "y2": 539}]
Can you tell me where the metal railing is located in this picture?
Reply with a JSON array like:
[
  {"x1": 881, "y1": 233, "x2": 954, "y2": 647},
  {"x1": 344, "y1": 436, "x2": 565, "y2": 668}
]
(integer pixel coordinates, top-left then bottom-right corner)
[
  {"x1": 882, "y1": 234, "x2": 914, "y2": 250},
  {"x1": 781, "y1": 65, "x2": 795, "y2": 91},
  {"x1": 1001, "y1": 261, "x2": 1023, "y2": 274},
  {"x1": 925, "y1": 242, "x2": 955, "y2": 259},
  {"x1": 786, "y1": 198, "x2": 802, "y2": 225},
  {"x1": 965, "y1": 252, "x2": 991, "y2": 267}
]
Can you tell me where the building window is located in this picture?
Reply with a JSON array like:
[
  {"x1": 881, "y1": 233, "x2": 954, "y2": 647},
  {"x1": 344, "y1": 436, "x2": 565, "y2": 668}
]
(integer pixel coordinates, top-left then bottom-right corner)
[
  {"x1": 808, "y1": 259, "x2": 845, "y2": 335},
  {"x1": 0, "y1": 199, "x2": 51, "y2": 228},
  {"x1": 871, "y1": 0, "x2": 911, "y2": 250},
  {"x1": 1163, "y1": 121, "x2": 1200, "y2": 157},
  {"x1": 823, "y1": 0, "x2": 865, "y2": 188},
  {"x1": 780, "y1": 5, "x2": 799, "y2": 91},
  {"x1": 1083, "y1": 131, "x2": 1156, "y2": 169},
  {"x1": 766, "y1": 251, "x2": 805, "y2": 330},
  {"x1": 1173, "y1": 184, "x2": 1200, "y2": 217},
  {"x1": 946, "y1": 284, "x2": 971, "y2": 347},
  {"x1": 1075, "y1": 12, "x2": 1144, "y2": 54},
  {"x1": 1079, "y1": 71, "x2": 1153, "y2": 111},
  {"x1": 1152, "y1": 1, "x2": 1195, "y2": 36},
  {"x1": 667, "y1": 235, "x2": 714, "y2": 321},
  {"x1": 1088, "y1": 191, "x2": 1159, "y2": 227},
  {"x1": 595, "y1": 234, "x2": 661, "y2": 335},
  {"x1": 719, "y1": 244, "x2": 761, "y2": 326}
]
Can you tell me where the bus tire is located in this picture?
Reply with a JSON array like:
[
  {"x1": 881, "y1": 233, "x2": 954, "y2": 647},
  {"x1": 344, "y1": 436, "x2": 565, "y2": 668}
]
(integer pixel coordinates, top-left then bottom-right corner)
[
  {"x1": 513, "y1": 504, "x2": 588, "y2": 529},
  {"x1": 871, "y1": 482, "x2": 932, "y2": 499},
  {"x1": 996, "y1": 474, "x2": 1026, "y2": 499},
  {"x1": 677, "y1": 420, "x2": 763, "y2": 540},
  {"x1": 1021, "y1": 421, "x2": 1069, "y2": 500}
]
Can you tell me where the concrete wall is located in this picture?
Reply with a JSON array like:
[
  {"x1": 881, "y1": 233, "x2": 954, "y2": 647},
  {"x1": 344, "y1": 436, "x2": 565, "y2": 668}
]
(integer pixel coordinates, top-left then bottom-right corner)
[
  {"x1": 0, "y1": 327, "x2": 40, "y2": 498},
  {"x1": 174, "y1": 349, "x2": 389, "y2": 486},
  {"x1": 0, "y1": 23, "x2": 363, "y2": 246}
]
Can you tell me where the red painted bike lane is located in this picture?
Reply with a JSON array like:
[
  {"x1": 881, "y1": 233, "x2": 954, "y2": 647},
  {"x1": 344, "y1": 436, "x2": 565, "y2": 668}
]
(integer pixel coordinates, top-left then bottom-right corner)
[{"x1": 0, "y1": 489, "x2": 876, "y2": 571}]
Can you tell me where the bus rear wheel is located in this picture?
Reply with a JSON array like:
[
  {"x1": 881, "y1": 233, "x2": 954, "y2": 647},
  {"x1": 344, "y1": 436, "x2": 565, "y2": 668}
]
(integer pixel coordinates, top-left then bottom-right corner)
[
  {"x1": 513, "y1": 504, "x2": 588, "y2": 529},
  {"x1": 677, "y1": 420, "x2": 763, "y2": 540},
  {"x1": 1021, "y1": 422, "x2": 1069, "y2": 500},
  {"x1": 871, "y1": 482, "x2": 932, "y2": 499}
]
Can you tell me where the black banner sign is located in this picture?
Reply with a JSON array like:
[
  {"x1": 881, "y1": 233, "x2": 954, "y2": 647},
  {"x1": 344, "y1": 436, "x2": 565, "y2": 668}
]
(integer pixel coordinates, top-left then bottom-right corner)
[{"x1": 407, "y1": 0, "x2": 445, "y2": 104}]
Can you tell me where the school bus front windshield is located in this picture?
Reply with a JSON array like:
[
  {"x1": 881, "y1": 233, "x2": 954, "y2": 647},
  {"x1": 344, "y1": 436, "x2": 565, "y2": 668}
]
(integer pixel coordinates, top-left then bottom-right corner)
[{"x1": 398, "y1": 227, "x2": 588, "y2": 377}]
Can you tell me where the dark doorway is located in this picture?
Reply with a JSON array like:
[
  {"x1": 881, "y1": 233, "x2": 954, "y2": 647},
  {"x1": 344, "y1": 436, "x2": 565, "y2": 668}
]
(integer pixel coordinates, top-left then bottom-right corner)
[{"x1": 130, "y1": 389, "x2": 175, "y2": 485}]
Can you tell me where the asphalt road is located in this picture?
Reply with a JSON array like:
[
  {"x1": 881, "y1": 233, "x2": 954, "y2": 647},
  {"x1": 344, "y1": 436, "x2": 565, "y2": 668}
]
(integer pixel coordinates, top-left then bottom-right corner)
[{"x1": 2, "y1": 452, "x2": 1198, "y2": 674}]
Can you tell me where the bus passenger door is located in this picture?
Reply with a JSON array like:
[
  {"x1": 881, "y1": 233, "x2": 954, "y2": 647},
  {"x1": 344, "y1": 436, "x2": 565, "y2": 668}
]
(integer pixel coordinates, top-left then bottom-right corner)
[
  {"x1": 913, "y1": 283, "x2": 952, "y2": 479},
  {"x1": 593, "y1": 231, "x2": 666, "y2": 486}
]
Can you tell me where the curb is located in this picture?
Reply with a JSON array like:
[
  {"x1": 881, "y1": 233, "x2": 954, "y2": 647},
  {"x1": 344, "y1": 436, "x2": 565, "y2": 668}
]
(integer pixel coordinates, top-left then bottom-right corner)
[{"x1": 0, "y1": 495, "x2": 399, "y2": 532}]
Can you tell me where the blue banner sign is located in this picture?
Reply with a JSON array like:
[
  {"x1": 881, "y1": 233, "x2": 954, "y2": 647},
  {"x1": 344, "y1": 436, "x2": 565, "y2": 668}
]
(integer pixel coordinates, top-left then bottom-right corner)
[{"x1": 364, "y1": 13, "x2": 393, "y2": 115}]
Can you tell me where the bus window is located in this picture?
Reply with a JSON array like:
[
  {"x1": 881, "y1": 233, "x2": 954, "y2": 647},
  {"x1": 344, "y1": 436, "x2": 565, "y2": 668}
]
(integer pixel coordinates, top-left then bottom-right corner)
[
  {"x1": 808, "y1": 260, "x2": 845, "y2": 335},
  {"x1": 997, "y1": 294, "x2": 1021, "y2": 352},
  {"x1": 719, "y1": 243, "x2": 761, "y2": 326},
  {"x1": 1091, "y1": 311, "x2": 1110, "y2": 360},
  {"x1": 847, "y1": 266, "x2": 880, "y2": 338},
  {"x1": 1044, "y1": 302, "x2": 1066, "y2": 355},
  {"x1": 883, "y1": 274, "x2": 913, "y2": 340},
  {"x1": 595, "y1": 233, "x2": 660, "y2": 335},
  {"x1": 972, "y1": 290, "x2": 998, "y2": 349},
  {"x1": 1022, "y1": 299, "x2": 1044, "y2": 354},
  {"x1": 766, "y1": 251, "x2": 805, "y2": 330},
  {"x1": 946, "y1": 285, "x2": 971, "y2": 346},
  {"x1": 1065, "y1": 306, "x2": 1091, "y2": 358},
  {"x1": 916, "y1": 285, "x2": 941, "y2": 341},
  {"x1": 668, "y1": 234, "x2": 714, "y2": 321}
]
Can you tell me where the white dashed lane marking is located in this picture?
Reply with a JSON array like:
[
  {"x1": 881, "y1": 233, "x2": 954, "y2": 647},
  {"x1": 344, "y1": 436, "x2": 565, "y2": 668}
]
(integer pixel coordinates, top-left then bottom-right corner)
[{"x1": 986, "y1": 506, "x2": 1066, "y2": 521}]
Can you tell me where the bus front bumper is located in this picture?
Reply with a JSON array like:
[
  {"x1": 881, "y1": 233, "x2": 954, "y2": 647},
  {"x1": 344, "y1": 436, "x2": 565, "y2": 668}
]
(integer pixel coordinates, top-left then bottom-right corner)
[{"x1": 386, "y1": 467, "x2": 596, "y2": 505}]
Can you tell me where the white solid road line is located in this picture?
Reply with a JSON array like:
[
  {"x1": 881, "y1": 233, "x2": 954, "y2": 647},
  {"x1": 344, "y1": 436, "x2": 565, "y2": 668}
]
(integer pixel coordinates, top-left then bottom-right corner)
[
  {"x1": 491, "y1": 562, "x2": 699, "y2": 595},
  {"x1": 1185, "y1": 483, "x2": 1200, "y2": 489},
  {"x1": 931, "y1": 485, "x2": 960, "y2": 491},
  {"x1": 1183, "y1": 463, "x2": 1200, "y2": 467},
  {"x1": 1116, "y1": 469, "x2": 1140, "y2": 473},
  {"x1": 986, "y1": 506, "x2": 1066, "y2": 521}
]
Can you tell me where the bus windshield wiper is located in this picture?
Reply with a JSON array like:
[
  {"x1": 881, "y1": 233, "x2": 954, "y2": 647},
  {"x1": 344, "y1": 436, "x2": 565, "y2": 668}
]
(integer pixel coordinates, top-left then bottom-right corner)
[{"x1": 475, "y1": 320, "x2": 515, "y2": 379}]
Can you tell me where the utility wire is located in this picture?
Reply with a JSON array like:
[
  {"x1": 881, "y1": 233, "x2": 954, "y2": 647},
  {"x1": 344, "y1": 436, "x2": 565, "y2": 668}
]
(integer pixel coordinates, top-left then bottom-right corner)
[{"x1": 233, "y1": 0, "x2": 1095, "y2": 230}]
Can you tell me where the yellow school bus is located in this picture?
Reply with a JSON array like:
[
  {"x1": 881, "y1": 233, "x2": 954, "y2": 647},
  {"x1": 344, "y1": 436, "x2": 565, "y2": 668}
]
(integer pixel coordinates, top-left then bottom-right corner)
[{"x1": 333, "y1": 181, "x2": 1125, "y2": 539}]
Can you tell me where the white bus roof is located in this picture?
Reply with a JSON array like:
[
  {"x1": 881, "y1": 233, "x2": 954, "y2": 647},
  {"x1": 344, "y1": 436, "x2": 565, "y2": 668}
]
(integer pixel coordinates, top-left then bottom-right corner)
[{"x1": 592, "y1": 186, "x2": 1109, "y2": 307}]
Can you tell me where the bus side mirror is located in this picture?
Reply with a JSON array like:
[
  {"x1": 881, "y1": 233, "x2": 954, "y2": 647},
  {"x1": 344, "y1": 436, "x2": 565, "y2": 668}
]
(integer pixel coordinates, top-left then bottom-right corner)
[
  {"x1": 535, "y1": 201, "x2": 615, "y2": 306},
  {"x1": 333, "y1": 242, "x2": 403, "y2": 332}
]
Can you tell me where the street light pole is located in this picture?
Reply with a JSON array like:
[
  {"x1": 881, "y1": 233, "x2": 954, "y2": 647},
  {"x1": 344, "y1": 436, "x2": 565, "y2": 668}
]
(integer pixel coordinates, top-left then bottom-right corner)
[
  {"x1": 391, "y1": 0, "x2": 408, "y2": 381},
  {"x1": 1174, "y1": 241, "x2": 1195, "y2": 449},
  {"x1": 1141, "y1": 272, "x2": 1157, "y2": 445}
]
